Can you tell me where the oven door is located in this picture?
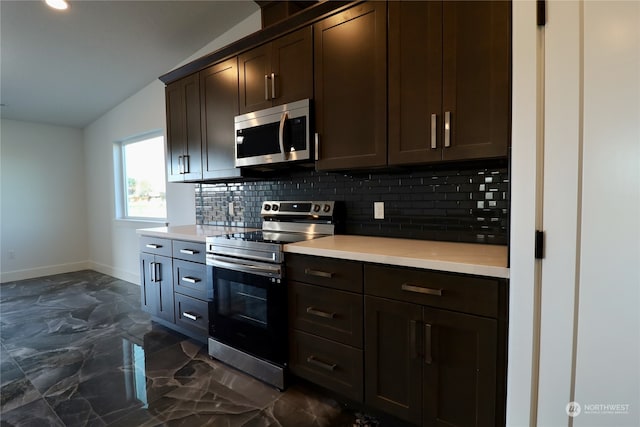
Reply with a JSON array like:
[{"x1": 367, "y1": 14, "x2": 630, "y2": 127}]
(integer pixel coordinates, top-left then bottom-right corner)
[{"x1": 207, "y1": 255, "x2": 286, "y2": 365}]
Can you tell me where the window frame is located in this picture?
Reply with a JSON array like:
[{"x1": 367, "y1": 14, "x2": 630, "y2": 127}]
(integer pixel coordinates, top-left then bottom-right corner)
[{"x1": 114, "y1": 130, "x2": 167, "y2": 222}]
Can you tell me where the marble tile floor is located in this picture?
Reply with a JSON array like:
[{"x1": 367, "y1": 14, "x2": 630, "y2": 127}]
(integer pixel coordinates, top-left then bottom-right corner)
[{"x1": 0, "y1": 270, "x2": 357, "y2": 427}]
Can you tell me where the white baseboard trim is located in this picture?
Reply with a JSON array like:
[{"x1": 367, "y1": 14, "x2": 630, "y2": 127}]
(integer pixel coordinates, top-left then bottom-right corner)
[
  {"x1": 87, "y1": 261, "x2": 139, "y2": 285},
  {"x1": 0, "y1": 261, "x2": 92, "y2": 283}
]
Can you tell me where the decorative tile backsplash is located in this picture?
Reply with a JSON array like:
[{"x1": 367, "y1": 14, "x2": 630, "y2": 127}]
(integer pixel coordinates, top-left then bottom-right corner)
[{"x1": 195, "y1": 162, "x2": 509, "y2": 245}]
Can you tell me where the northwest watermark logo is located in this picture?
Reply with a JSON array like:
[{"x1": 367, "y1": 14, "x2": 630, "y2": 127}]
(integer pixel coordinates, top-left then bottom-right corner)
[{"x1": 566, "y1": 401, "x2": 631, "y2": 417}]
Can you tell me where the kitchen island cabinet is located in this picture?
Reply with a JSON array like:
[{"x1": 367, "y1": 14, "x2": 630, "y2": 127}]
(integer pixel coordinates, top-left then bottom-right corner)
[{"x1": 388, "y1": 0, "x2": 511, "y2": 165}]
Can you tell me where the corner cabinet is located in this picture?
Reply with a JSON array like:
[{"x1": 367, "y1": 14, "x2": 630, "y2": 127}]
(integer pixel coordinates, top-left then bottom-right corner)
[
  {"x1": 238, "y1": 26, "x2": 313, "y2": 114},
  {"x1": 388, "y1": 0, "x2": 511, "y2": 165},
  {"x1": 165, "y1": 74, "x2": 203, "y2": 182},
  {"x1": 314, "y1": 1, "x2": 388, "y2": 171}
]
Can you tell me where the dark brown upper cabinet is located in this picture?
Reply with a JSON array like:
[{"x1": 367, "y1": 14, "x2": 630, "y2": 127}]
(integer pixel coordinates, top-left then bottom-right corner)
[
  {"x1": 314, "y1": 1, "x2": 387, "y2": 171},
  {"x1": 238, "y1": 26, "x2": 313, "y2": 114},
  {"x1": 388, "y1": 1, "x2": 511, "y2": 165},
  {"x1": 165, "y1": 74, "x2": 203, "y2": 182},
  {"x1": 200, "y1": 58, "x2": 242, "y2": 181}
]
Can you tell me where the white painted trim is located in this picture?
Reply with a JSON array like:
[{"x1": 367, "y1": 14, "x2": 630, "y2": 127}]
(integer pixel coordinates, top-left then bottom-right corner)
[
  {"x1": 88, "y1": 261, "x2": 139, "y2": 285},
  {"x1": 507, "y1": 1, "x2": 540, "y2": 426},
  {"x1": 0, "y1": 261, "x2": 92, "y2": 283}
]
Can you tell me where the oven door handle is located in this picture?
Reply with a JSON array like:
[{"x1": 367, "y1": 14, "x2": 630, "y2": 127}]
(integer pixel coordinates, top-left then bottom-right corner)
[{"x1": 209, "y1": 256, "x2": 281, "y2": 277}]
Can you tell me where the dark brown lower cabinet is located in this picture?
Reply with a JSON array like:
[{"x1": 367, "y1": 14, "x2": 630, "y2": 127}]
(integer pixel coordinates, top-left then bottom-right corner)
[
  {"x1": 365, "y1": 296, "x2": 498, "y2": 427},
  {"x1": 140, "y1": 253, "x2": 174, "y2": 323}
]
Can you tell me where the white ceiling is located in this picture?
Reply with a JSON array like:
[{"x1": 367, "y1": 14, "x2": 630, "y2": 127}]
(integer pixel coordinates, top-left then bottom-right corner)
[{"x1": 0, "y1": 0, "x2": 259, "y2": 128}]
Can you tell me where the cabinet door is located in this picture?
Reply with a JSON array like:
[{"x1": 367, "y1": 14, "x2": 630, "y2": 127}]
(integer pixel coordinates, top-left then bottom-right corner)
[
  {"x1": 140, "y1": 253, "x2": 174, "y2": 323},
  {"x1": 423, "y1": 308, "x2": 497, "y2": 427},
  {"x1": 238, "y1": 43, "x2": 273, "y2": 114},
  {"x1": 441, "y1": 0, "x2": 510, "y2": 161},
  {"x1": 140, "y1": 253, "x2": 158, "y2": 315},
  {"x1": 271, "y1": 27, "x2": 313, "y2": 106},
  {"x1": 156, "y1": 255, "x2": 175, "y2": 323},
  {"x1": 165, "y1": 74, "x2": 202, "y2": 182},
  {"x1": 200, "y1": 58, "x2": 241, "y2": 180},
  {"x1": 364, "y1": 296, "x2": 422, "y2": 425},
  {"x1": 314, "y1": 1, "x2": 387, "y2": 171},
  {"x1": 388, "y1": 1, "x2": 443, "y2": 165}
]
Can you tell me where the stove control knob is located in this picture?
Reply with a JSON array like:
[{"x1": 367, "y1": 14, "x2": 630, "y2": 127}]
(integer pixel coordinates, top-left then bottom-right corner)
[
  {"x1": 313, "y1": 204, "x2": 321, "y2": 212},
  {"x1": 323, "y1": 204, "x2": 331, "y2": 213},
  {"x1": 263, "y1": 204, "x2": 271, "y2": 211},
  {"x1": 271, "y1": 204, "x2": 279, "y2": 211}
]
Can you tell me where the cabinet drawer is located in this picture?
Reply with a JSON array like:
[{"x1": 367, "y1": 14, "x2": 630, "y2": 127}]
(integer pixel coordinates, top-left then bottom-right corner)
[
  {"x1": 365, "y1": 264, "x2": 499, "y2": 318},
  {"x1": 172, "y1": 240, "x2": 206, "y2": 264},
  {"x1": 289, "y1": 281, "x2": 363, "y2": 348},
  {"x1": 173, "y1": 259, "x2": 211, "y2": 300},
  {"x1": 174, "y1": 293, "x2": 209, "y2": 338},
  {"x1": 289, "y1": 330, "x2": 363, "y2": 403},
  {"x1": 286, "y1": 254, "x2": 363, "y2": 292},
  {"x1": 139, "y1": 236, "x2": 172, "y2": 257}
]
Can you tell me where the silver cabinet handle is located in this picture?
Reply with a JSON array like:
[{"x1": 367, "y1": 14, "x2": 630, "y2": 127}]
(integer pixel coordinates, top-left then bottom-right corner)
[
  {"x1": 149, "y1": 262, "x2": 156, "y2": 282},
  {"x1": 306, "y1": 306, "x2": 336, "y2": 319},
  {"x1": 306, "y1": 355, "x2": 337, "y2": 372},
  {"x1": 154, "y1": 262, "x2": 161, "y2": 282},
  {"x1": 271, "y1": 72, "x2": 276, "y2": 99},
  {"x1": 279, "y1": 111, "x2": 288, "y2": 159},
  {"x1": 146, "y1": 244, "x2": 162, "y2": 249},
  {"x1": 444, "y1": 111, "x2": 451, "y2": 148},
  {"x1": 264, "y1": 74, "x2": 269, "y2": 100},
  {"x1": 179, "y1": 249, "x2": 198, "y2": 255},
  {"x1": 178, "y1": 155, "x2": 184, "y2": 174},
  {"x1": 183, "y1": 154, "x2": 190, "y2": 174},
  {"x1": 181, "y1": 276, "x2": 200, "y2": 284},
  {"x1": 401, "y1": 283, "x2": 443, "y2": 297},
  {"x1": 424, "y1": 323, "x2": 433, "y2": 364},
  {"x1": 304, "y1": 268, "x2": 333, "y2": 279},
  {"x1": 431, "y1": 113, "x2": 437, "y2": 149},
  {"x1": 183, "y1": 312, "x2": 200, "y2": 321},
  {"x1": 314, "y1": 133, "x2": 319, "y2": 160}
]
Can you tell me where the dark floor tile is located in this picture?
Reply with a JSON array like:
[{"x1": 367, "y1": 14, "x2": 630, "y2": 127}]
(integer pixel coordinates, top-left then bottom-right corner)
[
  {"x1": 0, "y1": 398, "x2": 64, "y2": 427},
  {"x1": 0, "y1": 374, "x2": 41, "y2": 413}
]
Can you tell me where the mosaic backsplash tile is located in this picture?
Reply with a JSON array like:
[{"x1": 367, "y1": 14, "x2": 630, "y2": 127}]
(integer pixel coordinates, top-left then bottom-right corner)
[{"x1": 195, "y1": 162, "x2": 509, "y2": 245}]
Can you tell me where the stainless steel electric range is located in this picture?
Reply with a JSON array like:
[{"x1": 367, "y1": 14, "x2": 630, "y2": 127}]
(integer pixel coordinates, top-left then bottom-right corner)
[{"x1": 205, "y1": 201, "x2": 338, "y2": 389}]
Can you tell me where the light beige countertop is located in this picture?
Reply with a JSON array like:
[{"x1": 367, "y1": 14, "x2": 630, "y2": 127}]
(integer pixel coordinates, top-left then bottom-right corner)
[
  {"x1": 284, "y1": 235, "x2": 509, "y2": 279},
  {"x1": 136, "y1": 225, "x2": 258, "y2": 243}
]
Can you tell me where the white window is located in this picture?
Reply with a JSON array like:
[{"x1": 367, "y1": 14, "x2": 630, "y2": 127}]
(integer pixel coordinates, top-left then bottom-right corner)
[{"x1": 114, "y1": 132, "x2": 167, "y2": 220}]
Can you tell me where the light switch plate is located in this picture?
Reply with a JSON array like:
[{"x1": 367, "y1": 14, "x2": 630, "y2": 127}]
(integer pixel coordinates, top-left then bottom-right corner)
[{"x1": 374, "y1": 202, "x2": 384, "y2": 220}]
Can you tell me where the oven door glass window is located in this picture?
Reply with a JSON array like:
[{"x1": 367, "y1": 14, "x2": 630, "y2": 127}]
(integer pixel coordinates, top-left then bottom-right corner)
[
  {"x1": 218, "y1": 281, "x2": 267, "y2": 329},
  {"x1": 210, "y1": 266, "x2": 286, "y2": 364}
]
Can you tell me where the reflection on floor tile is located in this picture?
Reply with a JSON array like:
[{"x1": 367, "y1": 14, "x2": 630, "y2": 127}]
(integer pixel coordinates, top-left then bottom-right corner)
[{"x1": 0, "y1": 271, "x2": 354, "y2": 426}]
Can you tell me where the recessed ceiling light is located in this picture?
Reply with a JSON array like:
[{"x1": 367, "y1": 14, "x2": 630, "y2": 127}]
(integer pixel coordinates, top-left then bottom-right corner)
[{"x1": 45, "y1": 0, "x2": 69, "y2": 11}]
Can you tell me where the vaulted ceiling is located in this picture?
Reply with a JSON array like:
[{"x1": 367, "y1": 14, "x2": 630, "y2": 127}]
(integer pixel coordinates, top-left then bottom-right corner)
[{"x1": 0, "y1": 0, "x2": 259, "y2": 128}]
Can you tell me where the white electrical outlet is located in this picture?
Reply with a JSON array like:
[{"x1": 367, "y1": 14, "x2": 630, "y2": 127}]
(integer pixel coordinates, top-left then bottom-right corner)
[
  {"x1": 228, "y1": 201, "x2": 234, "y2": 216},
  {"x1": 374, "y1": 202, "x2": 384, "y2": 220}
]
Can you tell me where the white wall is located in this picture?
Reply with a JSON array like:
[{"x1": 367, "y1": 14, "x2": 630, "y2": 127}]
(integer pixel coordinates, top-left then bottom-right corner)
[
  {"x1": 0, "y1": 119, "x2": 89, "y2": 282},
  {"x1": 83, "y1": 10, "x2": 261, "y2": 284}
]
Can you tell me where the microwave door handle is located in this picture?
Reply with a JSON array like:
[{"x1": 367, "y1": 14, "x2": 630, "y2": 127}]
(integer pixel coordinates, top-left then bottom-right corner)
[{"x1": 279, "y1": 111, "x2": 288, "y2": 160}]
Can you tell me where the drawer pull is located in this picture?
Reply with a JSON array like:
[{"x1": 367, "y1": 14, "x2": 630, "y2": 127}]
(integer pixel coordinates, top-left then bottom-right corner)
[
  {"x1": 304, "y1": 268, "x2": 334, "y2": 279},
  {"x1": 182, "y1": 276, "x2": 201, "y2": 284},
  {"x1": 401, "y1": 283, "x2": 443, "y2": 297},
  {"x1": 183, "y1": 312, "x2": 200, "y2": 321},
  {"x1": 146, "y1": 244, "x2": 162, "y2": 249},
  {"x1": 180, "y1": 249, "x2": 199, "y2": 255},
  {"x1": 306, "y1": 355, "x2": 337, "y2": 372},
  {"x1": 306, "y1": 306, "x2": 336, "y2": 319}
]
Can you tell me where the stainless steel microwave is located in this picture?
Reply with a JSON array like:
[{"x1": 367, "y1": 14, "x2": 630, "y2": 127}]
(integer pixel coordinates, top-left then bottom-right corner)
[{"x1": 234, "y1": 99, "x2": 311, "y2": 168}]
